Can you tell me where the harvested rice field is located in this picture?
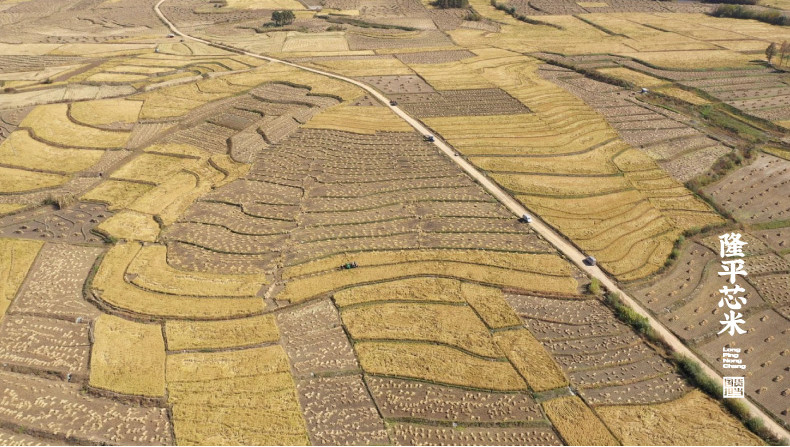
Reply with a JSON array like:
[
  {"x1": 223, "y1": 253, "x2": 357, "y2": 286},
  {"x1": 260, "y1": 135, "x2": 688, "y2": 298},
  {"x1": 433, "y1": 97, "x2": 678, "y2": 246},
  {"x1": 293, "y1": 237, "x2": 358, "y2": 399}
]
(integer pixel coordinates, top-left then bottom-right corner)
[{"x1": 0, "y1": 0, "x2": 787, "y2": 444}]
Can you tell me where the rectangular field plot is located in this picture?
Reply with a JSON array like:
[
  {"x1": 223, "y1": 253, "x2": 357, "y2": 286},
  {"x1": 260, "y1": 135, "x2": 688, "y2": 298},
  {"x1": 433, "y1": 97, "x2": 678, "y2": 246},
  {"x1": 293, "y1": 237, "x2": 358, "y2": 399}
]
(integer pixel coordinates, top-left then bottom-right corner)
[
  {"x1": 367, "y1": 376, "x2": 542, "y2": 423},
  {"x1": 166, "y1": 346, "x2": 309, "y2": 445},
  {"x1": 0, "y1": 370, "x2": 172, "y2": 445},
  {"x1": 296, "y1": 374, "x2": 388, "y2": 445},
  {"x1": 388, "y1": 422, "x2": 562, "y2": 446}
]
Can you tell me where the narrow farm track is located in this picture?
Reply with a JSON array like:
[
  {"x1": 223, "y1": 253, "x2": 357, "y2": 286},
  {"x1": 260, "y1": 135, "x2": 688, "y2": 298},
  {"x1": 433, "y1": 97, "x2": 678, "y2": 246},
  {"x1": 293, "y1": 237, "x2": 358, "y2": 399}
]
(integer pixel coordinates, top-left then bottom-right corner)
[{"x1": 154, "y1": 1, "x2": 790, "y2": 440}]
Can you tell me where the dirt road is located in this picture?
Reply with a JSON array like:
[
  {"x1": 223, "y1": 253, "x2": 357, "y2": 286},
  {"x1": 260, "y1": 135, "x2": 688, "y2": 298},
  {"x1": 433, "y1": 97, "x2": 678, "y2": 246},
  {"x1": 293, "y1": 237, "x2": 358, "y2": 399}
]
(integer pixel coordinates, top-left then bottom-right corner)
[{"x1": 153, "y1": 1, "x2": 789, "y2": 440}]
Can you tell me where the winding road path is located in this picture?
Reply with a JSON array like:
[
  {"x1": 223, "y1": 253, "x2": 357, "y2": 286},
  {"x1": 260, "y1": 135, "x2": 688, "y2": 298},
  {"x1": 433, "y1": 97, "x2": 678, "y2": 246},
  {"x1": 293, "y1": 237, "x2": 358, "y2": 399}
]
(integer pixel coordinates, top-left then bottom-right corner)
[{"x1": 153, "y1": 1, "x2": 790, "y2": 440}]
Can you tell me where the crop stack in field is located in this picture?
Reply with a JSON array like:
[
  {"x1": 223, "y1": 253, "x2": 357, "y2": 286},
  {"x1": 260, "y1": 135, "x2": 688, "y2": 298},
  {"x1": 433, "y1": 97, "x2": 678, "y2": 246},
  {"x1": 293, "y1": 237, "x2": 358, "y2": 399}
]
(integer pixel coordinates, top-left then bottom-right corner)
[
  {"x1": 702, "y1": 153, "x2": 790, "y2": 225},
  {"x1": 414, "y1": 53, "x2": 723, "y2": 282},
  {"x1": 629, "y1": 231, "x2": 790, "y2": 427},
  {"x1": 159, "y1": 126, "x2": 579, "y2": 303},
  {"x1": 277, "y1": 299, "x2": 389, "y2": 444},
  {"x1": 333, "y1": 277, "x2": 567, "y2": 444},
  {"x1": 506, "y1": 293, "x2": 691, "y2": 405},
  {"x1": 538, "y1": 65, "x2": 731, "y2": 183}
]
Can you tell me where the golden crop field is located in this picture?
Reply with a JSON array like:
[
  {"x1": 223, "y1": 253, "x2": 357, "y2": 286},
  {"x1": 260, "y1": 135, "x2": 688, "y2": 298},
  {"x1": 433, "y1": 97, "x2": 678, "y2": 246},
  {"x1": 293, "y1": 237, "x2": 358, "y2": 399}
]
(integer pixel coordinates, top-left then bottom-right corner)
[
  {"x1": 110, "y1": 153, "x2": 197, "y2": 185},
  {"x1": 333, "y1": 277, "x2": 468, "y2": 307},
  {"x1": 96, "y1": 210, "x2": 161, "y2": 242},
  {"x1": 126, "y1": 244, "x2": 267, "y2": 297},
  {"x1": 69, "y1": 99, "x2": 143, "y2": 126},
  {"x1": 355, "y1": 341, "x2": 525, "y2": 390},
  {"x1": 0, "y1": 131, "x2": 103, "y2": 173},
  {"x1": 0, "y1": 0, "x2": 784, "y2": 443},
  {"x1": 494, "y1": 329, "x2": 569, "y2": 392},
  {"x1": 224, "y1": 0, "x2": 305, "y2": 9},
  {"x1": 304, "y1": 105, "x2": 413, "y2": 134},
  {"x1": 543, "y1": 396, "x2": 618, "y2": 446},
  {"x1": 166, "y1": 346, "x2": 309, "y2": 445},
  {"x1": 80, "y1": 180, "x2": 154, "y2": 209},
  {"x1": 21, "y1": 104, "x2": 130, "y2": 148},
  {"x1": 597, "y1": 391, "x2": 762, "y2": 445},
  {"x1": 341, "y1": 302, "x2": 503, "y2": 357},
  {"x1": 90, "y1": 314, "x2": 166, "y2": 397},
  {"x1": 306, "y1": 57, "x2": 413, "y2": 77},
  {"x1": 461, "y1": 282, "x2": 522, "y2": 329},
  {"x1": 92, "y1": 243, "x2": 265, "y2": 318},
  {"x1": 0, "y1": 165, "x2": 67, "y2": 193},
  {"x1": 0, "y1": 239, "x2": 42, "y2": 318},
  {"x1": 165, "y1": 315, "x2": 279, "y2": 351},
  {"x1": 281, "y1": 259, "x2": 578, "y2": 302}
]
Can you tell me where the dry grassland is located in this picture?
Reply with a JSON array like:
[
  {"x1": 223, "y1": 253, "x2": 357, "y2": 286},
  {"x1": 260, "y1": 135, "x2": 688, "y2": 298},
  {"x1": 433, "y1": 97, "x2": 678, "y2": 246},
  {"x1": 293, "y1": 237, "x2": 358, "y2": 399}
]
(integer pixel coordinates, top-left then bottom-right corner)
[
  {"x1": 90, "y1": 314, "x2": 166, "y2": 397},
  {"x1": 0, "y1": 131, "x2": 102, "y2": 173},
  {"x1": 92, "y1": 243, "x2": 265, "y2": 318},
  {"x1": 165, "y1": 314, "x2": 279, "y2": 351},
  {"x1": 21, "y1": 104, "x2": 129, "y2": 148},
  {"x1": 96, "y1": 210, "x2": 161, "y2": 242},
  {"x1": 355, "y1": 341, "x2": 524, "y2": 390},
  {"x1": 304, "y1": 105, "x2": 412, "y2": 134},
  {"x1": 0, "y1": 166, "x2": 67, "y2": 193},
  {"x1": 494, "y1": 329, "x2": 568, "y2": 392},
  {"x1": 597, "y1": 390, "x2": 763, "y2": 445},
  {"x1": 70, "y1": 99, "x2": 143, "y2": 126},
  {"x1": 342, "y1": 302, "x2": 502, "y2": 357},
  {"x1": 0, "y1": 238, "x2": 42, "y2": 318},
  {"x1": 542, "y1": 396, "x2": 618, "y2": 446}
]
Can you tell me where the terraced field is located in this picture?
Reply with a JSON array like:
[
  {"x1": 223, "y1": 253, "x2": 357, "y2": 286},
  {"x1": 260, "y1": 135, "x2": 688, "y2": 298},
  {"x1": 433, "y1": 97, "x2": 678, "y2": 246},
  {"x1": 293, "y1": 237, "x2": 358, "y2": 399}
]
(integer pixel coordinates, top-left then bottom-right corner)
[
  {"x1": 1, "y1": 0, "x2": 788, "y2": 443},
  {"x1": 414, "y1": 52, "x2": 723, "y2": 282}
]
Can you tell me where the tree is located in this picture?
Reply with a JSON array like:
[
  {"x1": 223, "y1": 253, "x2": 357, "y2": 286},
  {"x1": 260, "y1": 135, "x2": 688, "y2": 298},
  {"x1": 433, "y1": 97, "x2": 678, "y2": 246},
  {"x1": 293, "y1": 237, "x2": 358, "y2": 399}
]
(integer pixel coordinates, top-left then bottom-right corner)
[
  {"x1": 271, "y1": 10, "x2": 295, "y2": 27},
  {"x1": 433, "y1": 0, "x2": 469, "y2": 8},
  {"x1": 780, "y1": 40, "x2": 789, "y2": 67},
  {"x1": 765, "y1": 42, "x2": 776, "y2": 65}
]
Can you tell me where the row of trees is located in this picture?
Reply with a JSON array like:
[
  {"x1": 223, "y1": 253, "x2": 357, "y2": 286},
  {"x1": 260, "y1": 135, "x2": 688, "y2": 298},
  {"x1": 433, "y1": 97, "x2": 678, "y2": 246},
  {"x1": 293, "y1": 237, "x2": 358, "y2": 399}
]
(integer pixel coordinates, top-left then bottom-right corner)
[
  {"x1": 766, "y1": 41, "x2": 790, "y2": 67},
  {"x1": 432, "y1": 0, "x2": 469, "y2": 8}
]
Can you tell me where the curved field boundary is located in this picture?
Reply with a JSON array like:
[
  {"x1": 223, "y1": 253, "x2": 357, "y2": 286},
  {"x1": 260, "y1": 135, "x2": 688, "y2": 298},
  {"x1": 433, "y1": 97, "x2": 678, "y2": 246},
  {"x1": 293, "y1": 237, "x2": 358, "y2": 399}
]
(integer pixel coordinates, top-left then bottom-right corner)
[{"x1": 154, "y1": 1, "x2": 789, "y2": 439}]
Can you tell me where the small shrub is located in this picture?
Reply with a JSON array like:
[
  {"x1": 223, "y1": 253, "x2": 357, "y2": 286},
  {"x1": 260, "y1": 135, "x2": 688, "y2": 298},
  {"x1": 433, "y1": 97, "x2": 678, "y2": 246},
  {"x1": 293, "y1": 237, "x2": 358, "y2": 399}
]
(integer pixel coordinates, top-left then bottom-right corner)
[
  {"x1": 604, "y1": 292, "x2": 657, "y2": 340},
  {"x1": 587, "y1": 278, "x2": 601, "y2": 295},
  {"x1": 42, "y1": 193, "x2": 76, "y2": 210}
]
